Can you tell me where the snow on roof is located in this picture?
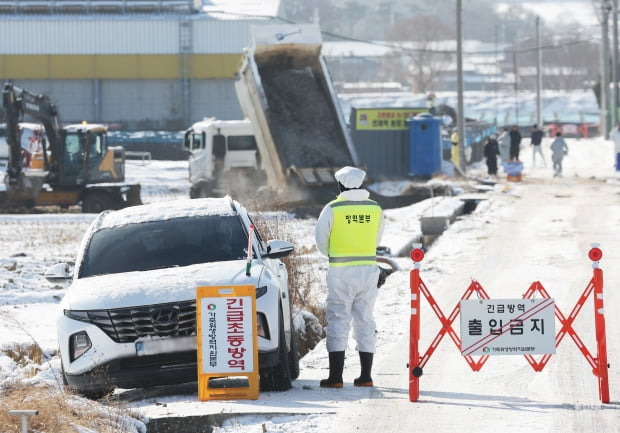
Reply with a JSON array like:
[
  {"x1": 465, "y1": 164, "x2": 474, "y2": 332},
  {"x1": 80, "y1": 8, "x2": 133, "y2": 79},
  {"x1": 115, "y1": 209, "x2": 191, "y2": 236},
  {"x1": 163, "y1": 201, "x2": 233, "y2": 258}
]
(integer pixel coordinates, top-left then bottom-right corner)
[
  {"x1": 199, "y1": 0, "x2": 281, "y2": 20},
  {"x1": 322, "y1": 41, "x2": 392, "y2": 58},
  {"x1": 95, "y1": 197, "x2": 236, "y2": 230},
  {"x1": 322, "y1": 40, "x2": 511, "y2": 59}
]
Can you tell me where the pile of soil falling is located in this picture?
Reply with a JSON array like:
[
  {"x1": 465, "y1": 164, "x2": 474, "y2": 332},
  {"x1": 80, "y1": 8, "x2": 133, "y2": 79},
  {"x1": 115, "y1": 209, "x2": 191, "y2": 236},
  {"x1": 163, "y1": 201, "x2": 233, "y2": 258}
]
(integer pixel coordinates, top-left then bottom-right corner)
[{"x1": 259, "y1": 66, "x2": 354, "y2": 169}]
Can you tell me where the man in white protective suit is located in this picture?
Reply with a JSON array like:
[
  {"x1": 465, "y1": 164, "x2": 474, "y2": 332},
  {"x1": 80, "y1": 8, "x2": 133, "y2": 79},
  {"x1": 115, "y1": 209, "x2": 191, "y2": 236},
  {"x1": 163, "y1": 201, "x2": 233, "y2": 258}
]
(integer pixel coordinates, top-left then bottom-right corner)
[{"x1": 314, "y1": 166, "x2": 384, "y2": 388}]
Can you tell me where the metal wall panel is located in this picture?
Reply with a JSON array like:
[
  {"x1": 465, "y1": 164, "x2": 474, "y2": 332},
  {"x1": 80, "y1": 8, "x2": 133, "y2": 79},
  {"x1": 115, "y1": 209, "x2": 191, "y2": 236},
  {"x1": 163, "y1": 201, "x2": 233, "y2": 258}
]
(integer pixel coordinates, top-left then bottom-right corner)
[
  {"x1": 0, "y1": 17, "x2": 180, "y2": 54},
  {"x1": 0, "y1": 17, "x2": 268, "y2": 55},
  {"x1": 189, "y1": 79, "x2": 243, "y2": 123},
  {"x1": 7, "y1": 78, "x2": 245, "y2": 129},
  {"x1": 101, "y1": 80, "x2": 181, "y2": 129},
  {"x1": 0, "y1": 53, "x2": 242, "y2": 79},
  {"x1": 0, "y1": 16, "x2": 277, "y2": 129},
  {"x1": 12, "y1": 79, "x2": 95, "y2": 121}
]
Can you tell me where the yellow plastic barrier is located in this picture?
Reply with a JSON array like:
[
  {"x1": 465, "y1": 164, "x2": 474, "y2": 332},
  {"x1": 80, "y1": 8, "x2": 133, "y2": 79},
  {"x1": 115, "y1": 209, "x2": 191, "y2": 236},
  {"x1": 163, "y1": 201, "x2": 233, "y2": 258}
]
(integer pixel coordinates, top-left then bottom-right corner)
[{"x1": 196, "y1": 285, "x2": 259, "y2": 401}]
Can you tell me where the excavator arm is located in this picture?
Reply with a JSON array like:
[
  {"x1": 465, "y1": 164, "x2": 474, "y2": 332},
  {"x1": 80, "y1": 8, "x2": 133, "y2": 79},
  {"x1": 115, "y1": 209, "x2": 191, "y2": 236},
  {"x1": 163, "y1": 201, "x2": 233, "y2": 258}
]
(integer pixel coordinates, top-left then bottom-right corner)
[{"x1": 2, "y1": 82, "x2": 62, "y2": 186}]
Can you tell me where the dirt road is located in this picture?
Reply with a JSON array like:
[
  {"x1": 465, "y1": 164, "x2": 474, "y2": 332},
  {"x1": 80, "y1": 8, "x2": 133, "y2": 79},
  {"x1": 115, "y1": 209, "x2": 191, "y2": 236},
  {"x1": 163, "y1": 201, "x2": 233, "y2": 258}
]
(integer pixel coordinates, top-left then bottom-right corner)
[{"x1": 330, "y1": 155, "x2": 620, "y2": 432}]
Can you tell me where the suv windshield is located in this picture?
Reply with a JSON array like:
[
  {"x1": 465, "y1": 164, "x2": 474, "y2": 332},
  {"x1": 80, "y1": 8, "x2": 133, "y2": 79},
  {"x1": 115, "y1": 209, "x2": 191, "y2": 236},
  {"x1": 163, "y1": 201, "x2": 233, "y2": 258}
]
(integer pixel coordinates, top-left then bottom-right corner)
[{"x1": 79, "y1": 215, "x2": 249, "y2": 278}]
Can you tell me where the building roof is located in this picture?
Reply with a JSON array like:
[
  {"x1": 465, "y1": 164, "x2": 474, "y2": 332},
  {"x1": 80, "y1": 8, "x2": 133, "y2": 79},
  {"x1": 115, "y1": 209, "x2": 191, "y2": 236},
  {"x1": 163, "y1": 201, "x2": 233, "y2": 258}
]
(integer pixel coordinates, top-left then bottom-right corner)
[
  {"x1": 0, "y1": 0, "x2": 282, "y2": 17},
  {"x1": 199, "y1": 0, "x2": 281, "y2": 20}
]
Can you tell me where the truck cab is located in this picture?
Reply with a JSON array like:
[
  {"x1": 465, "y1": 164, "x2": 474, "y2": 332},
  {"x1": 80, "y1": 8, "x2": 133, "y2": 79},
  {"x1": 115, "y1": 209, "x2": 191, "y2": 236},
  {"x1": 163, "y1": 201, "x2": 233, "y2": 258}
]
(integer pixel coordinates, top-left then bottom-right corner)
[
  {"x1": 184, "y1": 118, "x2": 265, "y2": 198},
  {"x1": 59, "y1": 123, "x2": 126, "y2": 186}
]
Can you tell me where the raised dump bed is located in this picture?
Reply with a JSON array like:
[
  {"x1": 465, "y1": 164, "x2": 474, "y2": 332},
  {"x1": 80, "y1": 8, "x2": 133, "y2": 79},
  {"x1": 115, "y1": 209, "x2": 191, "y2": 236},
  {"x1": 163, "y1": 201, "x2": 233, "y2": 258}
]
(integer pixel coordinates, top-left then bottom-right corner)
[{"x1": 235, "y1": 24, "x2": 358, "y2": 200}]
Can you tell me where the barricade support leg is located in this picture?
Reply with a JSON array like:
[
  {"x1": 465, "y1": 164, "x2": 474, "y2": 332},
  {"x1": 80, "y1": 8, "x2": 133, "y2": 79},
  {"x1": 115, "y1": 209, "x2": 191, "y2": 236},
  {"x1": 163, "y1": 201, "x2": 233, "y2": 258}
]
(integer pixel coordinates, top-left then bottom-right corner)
[{"x1": 409, "y1": 249, "x2": 423, "y2": 402}]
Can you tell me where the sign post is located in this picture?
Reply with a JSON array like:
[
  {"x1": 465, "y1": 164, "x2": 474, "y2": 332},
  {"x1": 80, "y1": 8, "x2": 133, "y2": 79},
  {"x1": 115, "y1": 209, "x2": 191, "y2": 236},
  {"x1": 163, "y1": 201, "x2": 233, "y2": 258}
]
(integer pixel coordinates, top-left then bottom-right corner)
[{"x1": 196, "y1": 285, "x2": 259, "y2": 401}]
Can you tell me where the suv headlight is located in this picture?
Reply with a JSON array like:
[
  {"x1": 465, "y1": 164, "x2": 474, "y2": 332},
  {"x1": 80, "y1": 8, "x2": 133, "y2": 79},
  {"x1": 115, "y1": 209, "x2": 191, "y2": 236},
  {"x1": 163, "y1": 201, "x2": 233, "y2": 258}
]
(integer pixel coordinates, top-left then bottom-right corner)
[
  {"x1": 256, "y1": 285, "x2": 268, "y2": 298},
  {"x1": 69, "y1": 331, "x2": 92, "y2": 362},
  {"x1": 256, "y1": 312, "x2": 270, "y2": 339}
]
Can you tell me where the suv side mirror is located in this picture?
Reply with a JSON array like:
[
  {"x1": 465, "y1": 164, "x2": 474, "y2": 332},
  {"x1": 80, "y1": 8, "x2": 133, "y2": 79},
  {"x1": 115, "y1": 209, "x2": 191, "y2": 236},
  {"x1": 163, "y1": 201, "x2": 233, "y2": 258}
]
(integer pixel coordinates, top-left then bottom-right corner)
[
  {"x1": 265, "y1": 240, "x2": 294, "y2": 259},
  {"x1": 45, "y1": 263, "x2": 72, "y2": 282}
]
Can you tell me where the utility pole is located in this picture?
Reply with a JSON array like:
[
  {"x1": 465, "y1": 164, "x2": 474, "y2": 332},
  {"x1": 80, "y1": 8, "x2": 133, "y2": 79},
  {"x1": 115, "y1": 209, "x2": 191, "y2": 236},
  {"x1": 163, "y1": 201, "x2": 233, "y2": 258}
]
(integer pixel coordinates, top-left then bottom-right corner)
[
  {"x1": 536, "y1": 16, "x2": 543, "y2": 128},
  {"x1": 613, "y1": 0, "x2": 619, "y2": 126},
  {"x1": 494, "y1": 24, "x2": 498, "y2": 126},
  {"x1": 513, "y1": 50, "x2": 519, "y2": 125},
  {"x1": 456, "y1": 0, "x2": 466, "y2": 172},
  {"x1": 601, "y1": 1, "x2": 611, "y2": 139}
]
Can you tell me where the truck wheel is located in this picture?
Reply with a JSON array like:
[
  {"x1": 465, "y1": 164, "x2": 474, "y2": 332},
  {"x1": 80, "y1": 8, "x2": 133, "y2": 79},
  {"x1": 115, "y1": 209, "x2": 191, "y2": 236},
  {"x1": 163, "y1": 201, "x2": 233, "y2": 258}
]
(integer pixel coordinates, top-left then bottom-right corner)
[{"x1": 82, "y1": 192, "x2": 113, "y2": 213}]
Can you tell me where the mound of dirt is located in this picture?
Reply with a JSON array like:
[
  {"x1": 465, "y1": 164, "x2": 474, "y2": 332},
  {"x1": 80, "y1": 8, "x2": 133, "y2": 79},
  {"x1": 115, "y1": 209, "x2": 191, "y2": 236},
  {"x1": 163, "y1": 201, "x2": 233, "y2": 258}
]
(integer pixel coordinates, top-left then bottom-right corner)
[{"x1": 260, "y1": 65, "x2": 353, "y2": 169}]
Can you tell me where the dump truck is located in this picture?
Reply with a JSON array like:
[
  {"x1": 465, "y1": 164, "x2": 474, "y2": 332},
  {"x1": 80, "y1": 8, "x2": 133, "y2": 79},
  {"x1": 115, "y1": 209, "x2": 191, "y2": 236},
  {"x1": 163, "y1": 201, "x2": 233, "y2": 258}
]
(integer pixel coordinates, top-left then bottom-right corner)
[
  {"x1": 184, "y1": 118, "x2": 266, "y2": 199},
  {"x1": 234, "y1": 24, "x2": 359, "y2": 203},
  {"x1": 1, "y1": 82, "x2": 142, "y2": 212}
]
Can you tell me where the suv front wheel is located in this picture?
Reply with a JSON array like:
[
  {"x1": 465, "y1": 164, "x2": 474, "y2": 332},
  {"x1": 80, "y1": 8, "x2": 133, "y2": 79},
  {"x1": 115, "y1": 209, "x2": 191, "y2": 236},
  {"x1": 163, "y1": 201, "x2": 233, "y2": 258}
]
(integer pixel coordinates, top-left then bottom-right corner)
[
  {"x1": 260, "y1": 305, "x2": 292, "y2": 391},
  {"x1": 288, "y1": 314, "x2": 300, "y2": 380}
]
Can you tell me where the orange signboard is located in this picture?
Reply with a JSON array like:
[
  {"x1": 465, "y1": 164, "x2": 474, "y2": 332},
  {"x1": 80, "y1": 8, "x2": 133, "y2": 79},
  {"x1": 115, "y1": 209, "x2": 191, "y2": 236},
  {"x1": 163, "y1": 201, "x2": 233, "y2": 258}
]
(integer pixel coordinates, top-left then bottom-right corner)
[{"x1": 196, "y1": 285, "x2": 259, "y2": 401}]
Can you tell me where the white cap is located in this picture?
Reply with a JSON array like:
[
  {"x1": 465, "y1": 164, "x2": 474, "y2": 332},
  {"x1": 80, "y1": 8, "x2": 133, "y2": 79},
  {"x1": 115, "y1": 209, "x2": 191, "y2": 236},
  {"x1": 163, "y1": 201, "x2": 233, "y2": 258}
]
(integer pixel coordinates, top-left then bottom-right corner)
[{"x1": 334, "y1": 166, "x2": 366, "y2": 189}]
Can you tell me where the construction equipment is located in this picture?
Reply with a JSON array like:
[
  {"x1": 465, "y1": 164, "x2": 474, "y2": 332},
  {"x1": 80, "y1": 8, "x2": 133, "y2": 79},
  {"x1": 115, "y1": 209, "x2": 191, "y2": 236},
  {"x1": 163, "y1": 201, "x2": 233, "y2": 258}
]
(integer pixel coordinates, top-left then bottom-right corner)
[
  {"x1": 1, "y1": 82, "x2": 141, "y2": 212},
  {"x1": 234, "y1": 24, "x2": 358, "y2": 203},
  {"x1": 184, "y1": 118, "x2": 267, "y2": 199}
]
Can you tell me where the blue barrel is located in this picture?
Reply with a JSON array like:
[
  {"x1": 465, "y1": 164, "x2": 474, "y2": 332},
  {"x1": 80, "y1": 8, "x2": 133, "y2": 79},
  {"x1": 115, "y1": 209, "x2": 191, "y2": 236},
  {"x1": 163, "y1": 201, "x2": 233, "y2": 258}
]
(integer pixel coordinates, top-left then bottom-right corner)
[{"x1": 407, "y1": 113, "x2": 443, "y2": 176}]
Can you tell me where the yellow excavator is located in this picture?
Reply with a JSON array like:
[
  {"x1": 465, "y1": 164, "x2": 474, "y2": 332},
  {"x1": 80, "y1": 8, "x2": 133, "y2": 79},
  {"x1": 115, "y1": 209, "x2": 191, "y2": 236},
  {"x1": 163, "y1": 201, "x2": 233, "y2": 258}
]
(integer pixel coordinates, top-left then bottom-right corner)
[{"x1": 2, "y1": 82, "x2": 141, "y2": 212}]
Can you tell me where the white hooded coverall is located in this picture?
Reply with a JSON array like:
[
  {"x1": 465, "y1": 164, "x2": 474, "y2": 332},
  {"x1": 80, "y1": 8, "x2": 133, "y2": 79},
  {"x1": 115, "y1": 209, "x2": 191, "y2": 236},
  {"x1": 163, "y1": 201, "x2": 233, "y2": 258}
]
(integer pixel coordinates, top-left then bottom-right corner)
[{"x1": 315, "y1": 187, "x2": 384, "y2": 353}]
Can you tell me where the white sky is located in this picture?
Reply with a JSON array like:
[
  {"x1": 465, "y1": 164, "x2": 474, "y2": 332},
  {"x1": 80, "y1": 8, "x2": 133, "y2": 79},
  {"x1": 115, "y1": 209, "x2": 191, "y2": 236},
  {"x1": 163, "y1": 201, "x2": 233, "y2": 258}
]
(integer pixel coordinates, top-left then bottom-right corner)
[{"x1": 495, "y1": 1, "x2": 600, "y2": 29}]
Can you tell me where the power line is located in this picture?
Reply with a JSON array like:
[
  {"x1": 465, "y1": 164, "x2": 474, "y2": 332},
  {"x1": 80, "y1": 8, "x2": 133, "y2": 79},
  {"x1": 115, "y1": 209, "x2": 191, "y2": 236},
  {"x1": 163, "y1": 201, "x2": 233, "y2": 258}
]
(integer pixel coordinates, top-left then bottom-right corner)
[
  {"x1": 320, "y1": 28, "x2": 598, "y2": 56},
  {"x1": 203, "y1": 10, "x2": 599, "y2": 57}
]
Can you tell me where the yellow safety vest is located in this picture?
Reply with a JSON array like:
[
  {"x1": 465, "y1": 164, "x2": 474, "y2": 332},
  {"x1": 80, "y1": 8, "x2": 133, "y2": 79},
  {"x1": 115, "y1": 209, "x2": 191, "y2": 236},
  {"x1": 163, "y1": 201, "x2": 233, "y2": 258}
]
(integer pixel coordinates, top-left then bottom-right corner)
[{"x1": 328, "y1": 197, "x2": 382, "y2": 267}]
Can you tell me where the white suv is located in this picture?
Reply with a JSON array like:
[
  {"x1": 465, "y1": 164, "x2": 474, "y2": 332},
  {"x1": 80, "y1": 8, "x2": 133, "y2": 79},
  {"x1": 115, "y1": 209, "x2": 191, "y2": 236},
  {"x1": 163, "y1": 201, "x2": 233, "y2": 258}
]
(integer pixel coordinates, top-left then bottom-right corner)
[{"x1": 52, "y1": 197, "x2": 298, "y2": 398}]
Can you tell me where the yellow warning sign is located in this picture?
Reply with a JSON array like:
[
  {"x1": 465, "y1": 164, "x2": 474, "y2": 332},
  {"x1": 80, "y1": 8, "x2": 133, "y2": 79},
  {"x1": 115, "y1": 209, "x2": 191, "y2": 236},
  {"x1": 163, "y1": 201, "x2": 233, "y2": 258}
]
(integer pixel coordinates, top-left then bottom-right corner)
[
  {"x1": 196, "y1": 285, "x2": 259, "y2": 401},
  {"x1": 355, "y1": 108, "x2": 427, "y2": 130}
]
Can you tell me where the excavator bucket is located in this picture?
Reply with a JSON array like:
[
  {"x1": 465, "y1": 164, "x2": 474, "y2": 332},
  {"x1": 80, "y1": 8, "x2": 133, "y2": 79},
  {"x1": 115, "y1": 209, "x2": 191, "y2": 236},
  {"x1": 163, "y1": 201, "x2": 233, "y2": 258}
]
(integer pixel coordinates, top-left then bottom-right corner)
[{"x1": 3, "y1": 172, "x2": 46, "y2": 204}]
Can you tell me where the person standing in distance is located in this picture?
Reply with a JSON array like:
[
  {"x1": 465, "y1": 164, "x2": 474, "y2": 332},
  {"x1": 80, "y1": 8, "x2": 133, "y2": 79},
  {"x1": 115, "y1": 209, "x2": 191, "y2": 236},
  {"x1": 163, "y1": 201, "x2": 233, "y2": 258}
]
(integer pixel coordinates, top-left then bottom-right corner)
[
  {"x1": 484, "y1": 134, "x2": 500, "y2": 178},
  {"x1": 550, "y1": 131, "x2": 569, "y2": 177},
  {"x1": 315, "y1": 166, "x2": 384, "y2": 388},
  {"x1": 530, "y1": 124, "x2": 546, "y2": 167},
  {"x1": 450, "y1": 128, "x2": 459, "y2": 168}
]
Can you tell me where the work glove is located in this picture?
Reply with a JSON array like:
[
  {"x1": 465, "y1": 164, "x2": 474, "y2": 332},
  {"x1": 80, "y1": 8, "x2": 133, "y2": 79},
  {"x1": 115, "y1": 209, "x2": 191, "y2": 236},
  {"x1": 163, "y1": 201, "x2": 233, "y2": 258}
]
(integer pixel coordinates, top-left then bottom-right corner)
[
  {"x1": 376, "y1": 246, "x2": 399, "y2": 288},
  {"x1": 378, "y1": 266, "x2": 391, "y2": 288}
]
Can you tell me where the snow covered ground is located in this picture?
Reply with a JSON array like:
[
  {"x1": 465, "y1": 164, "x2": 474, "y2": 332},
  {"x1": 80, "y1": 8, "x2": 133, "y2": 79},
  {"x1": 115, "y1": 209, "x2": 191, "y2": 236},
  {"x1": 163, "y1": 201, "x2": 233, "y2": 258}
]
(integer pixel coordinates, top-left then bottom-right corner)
[{"x1": 1, "y1": 137, "x2": 619, "y2": 432}]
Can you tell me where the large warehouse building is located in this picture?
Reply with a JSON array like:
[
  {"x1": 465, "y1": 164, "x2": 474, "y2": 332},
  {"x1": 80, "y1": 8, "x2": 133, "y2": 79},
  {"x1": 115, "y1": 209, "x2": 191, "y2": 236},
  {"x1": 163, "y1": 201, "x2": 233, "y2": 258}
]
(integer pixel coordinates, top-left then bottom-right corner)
[{"x1": 0, "y1": 0, "x2": 283, "y2": 130}]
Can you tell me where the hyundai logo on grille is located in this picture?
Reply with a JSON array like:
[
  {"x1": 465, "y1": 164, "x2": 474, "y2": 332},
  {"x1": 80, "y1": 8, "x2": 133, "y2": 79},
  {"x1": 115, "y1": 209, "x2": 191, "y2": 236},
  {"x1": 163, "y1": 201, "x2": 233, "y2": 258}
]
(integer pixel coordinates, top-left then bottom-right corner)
[{"x1": 152, "y1": 307, "x2": 178, "y2": 323}]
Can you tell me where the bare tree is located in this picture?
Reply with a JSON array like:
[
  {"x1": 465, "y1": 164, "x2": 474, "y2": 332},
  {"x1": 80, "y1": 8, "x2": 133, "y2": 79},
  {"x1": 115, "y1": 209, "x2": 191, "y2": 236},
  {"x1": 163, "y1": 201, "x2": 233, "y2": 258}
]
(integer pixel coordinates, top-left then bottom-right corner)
[{"x1": 385, "y1": 15, "x2": 454, "y2": 93}]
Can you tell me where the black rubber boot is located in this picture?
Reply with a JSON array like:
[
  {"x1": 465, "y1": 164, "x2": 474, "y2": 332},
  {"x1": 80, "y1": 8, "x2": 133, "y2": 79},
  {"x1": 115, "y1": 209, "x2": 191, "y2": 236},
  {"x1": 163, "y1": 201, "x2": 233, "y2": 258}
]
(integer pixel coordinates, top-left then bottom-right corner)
[
  {"x1": 320, "y1": 351, "x2": 345, "y2": 388},
  {"x1": 354, "y1": 351, "x2": 374, "y2": 387}
]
